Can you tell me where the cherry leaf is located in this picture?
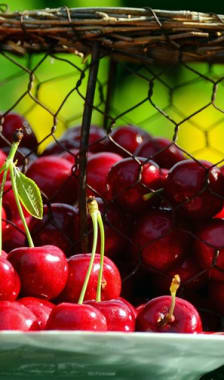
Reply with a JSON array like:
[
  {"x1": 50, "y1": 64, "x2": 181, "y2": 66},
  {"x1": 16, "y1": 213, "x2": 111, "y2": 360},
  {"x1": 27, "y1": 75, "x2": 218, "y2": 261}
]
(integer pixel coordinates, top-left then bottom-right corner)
[{"x1": 14, "y1": 168, "x2": 43, "y2": 219}]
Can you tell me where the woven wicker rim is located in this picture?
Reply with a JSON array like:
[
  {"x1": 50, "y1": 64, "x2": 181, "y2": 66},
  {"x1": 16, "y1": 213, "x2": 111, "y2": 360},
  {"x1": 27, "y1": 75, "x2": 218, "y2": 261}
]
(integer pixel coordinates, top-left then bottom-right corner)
[{"x1": 1, "y1": 7, "x2": 224, "y2": 63}]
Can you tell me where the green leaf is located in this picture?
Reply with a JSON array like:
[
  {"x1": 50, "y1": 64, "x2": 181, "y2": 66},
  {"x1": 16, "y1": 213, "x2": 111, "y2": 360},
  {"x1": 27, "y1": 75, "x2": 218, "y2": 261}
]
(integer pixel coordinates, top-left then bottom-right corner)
[{"x1": 14, "y1": 167, "x2": 43, "y2": 219}]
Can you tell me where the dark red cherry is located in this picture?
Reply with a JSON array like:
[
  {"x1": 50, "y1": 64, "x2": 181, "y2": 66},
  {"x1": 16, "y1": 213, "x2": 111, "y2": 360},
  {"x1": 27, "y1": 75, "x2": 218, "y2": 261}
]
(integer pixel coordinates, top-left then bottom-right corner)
[
  {"x1": 135, "y1": 137, "x2": 185, "y2": 169},
  {"x1": 0, "y1": 113, "x2": 37, "y2": 151},
  {"x1": 0, "y1": 301, "x2": 39, "y2": 330},
  {"x1": 136, "y1": 295, "x2": 202, "y2": 333},
  {"x1": 87, "y1": 152, "x2": 122, "y2": 199},
  {"x1": 85, "y1": 299, "x2": 135, "y2": 332},
  {"x1": 18, "y1": 297, "x2": 55, "y2": 329},
  {"x1": 107, "y1": 125, "x2": 151, "y2": 156},
  {"x1": 3, "y1": 216, "x2": 31, "y2": 252},
  {"x1": 107, "y1": 157, "x2": 161, "y2": 212},
  {"x1": 133, "y1": 210, "x2": 190, "y2": 272},
  {"x1": 165, "y1": 160, "x2": 224, "y2": 220},
  {"x1": 59, "y1": 253, "x2": 122, "y2": 303},
  {"x1": 194, "y1": 219, "x2": 224, "y2": 281},
  {"x1": 26, "y1": 156, "x2": 78, "y2": 204},
  {"x1": 8, "y1": 245, "x2": 68, "y2": 300},
  {"x1": 3, "y1": 181, "x2": 29, "y2": 222},
  {"x1": 46, "y1": 302, "x2": 107, "y2": 331},
  {"x1": 43, "y1": 125, "x2": 108, "y2": 155},
  {"x1": 30, "y1": 203, "x2": 78, "y2": 257}
]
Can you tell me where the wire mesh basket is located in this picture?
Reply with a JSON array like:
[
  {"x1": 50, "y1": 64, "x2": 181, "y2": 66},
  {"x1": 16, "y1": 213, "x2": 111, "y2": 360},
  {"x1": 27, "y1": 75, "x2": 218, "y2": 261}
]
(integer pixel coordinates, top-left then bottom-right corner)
[{"x1": 1, "y1": 6, "x2": 224, "y2": 380}]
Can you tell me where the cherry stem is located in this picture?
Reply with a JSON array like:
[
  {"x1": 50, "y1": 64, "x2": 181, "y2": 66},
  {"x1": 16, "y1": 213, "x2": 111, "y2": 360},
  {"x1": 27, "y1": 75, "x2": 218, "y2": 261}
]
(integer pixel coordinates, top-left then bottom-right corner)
[
  {"x1": 143, "y1": 188, "x2": 163, "y2": 201},
  {"x1": 158, "y1": 274, "x2": 180, "y2": 327},
  {"x1": 96, "y1": 210, "x2": 105, "y2": 302},
  {"x1": 78, "y1": 197, "x2": 98, "y2": 305},
  {"x1": 9, "y1": 163, "x2": 34, "y2": 248},
  {"x1": 0, "y1": 130, "x2": 25, "y2": 254}
]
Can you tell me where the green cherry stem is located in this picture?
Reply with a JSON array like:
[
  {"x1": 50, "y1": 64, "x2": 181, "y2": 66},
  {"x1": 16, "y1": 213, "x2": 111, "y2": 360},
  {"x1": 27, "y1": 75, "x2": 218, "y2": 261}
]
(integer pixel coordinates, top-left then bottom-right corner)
[
  {"x1": 96, "y1": 211, "x2": 105, "y2": 302},
  {"x1": 78, "y1": 197, "x2": 98, "y2": 305},
  {"x1": 9, "y1": 163, "x2": 34, "y2": 248},
  {"x1": 0, "y1": 129, "x2": 23, "y2": 254}
]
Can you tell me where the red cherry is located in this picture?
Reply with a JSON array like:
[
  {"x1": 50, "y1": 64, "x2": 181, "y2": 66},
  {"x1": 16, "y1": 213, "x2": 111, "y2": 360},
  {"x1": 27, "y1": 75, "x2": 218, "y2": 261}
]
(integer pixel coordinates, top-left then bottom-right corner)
[
  {"x1": 87, "y1": 152, "x2": 122, "y2": 199},
  {"x1": 8, "y1": 245, "x2": 68, "y2": 300},
  {"x1": 165, "y1": 160, "x2": 224, "y2": 220},
  {"x1": 3, "y1": 181, "x2": 29, "y2": 221},
  {"x1": 136, "y1": 295, "x2": 202, "y2": 333},
  {"x1": 59, "y1": 253, "x2": 121, "y2": 303},
  {"x1": 85, "y1": 299, "x2": 135, "y2": 332},
  {"x1": 0, "y1": 301, "x2": 39, "y2": 330},
  {"x1": 0, "y1": 148, "x2": 6, "y2": 179},
  {"x1": 46, "y1": 302, "x2": 107, "y2": 331},
  {"x1": 0, "y1": 113, "x2": 37, "y2": 151},
  {"x1": 133, "y1": 210, "x2": 190, "y2": 272},
  {"x1": 3, "y1": 216, "x2": 31, "y2": 252},
  {"x1": 107, "y1": 157, "x2": 161, "y2": 212},
  {"x1": 0, "y1": 256, "x2": 21, "y2": 300},
  {"x1": 30, "y1": 203, "x2": 78, "y2": 257},
  {"x1": 194, "y1": 219, "x2": 224, "y2": 281},
  {"x1": 18, "y1": 297, "x2": 55, "y2": 329},
  {"x1": 107, "y1": 125, "x2": 150, "y2": 156},
  {"x1": 26, "y1": 156, "x2": 78, "y2": 204},
  {"x1": 135, "y1": 137, "x2": 185, "y2": 169},
  {"x1": 43, "y1": 125, "x2": 108, "y2": 155}
]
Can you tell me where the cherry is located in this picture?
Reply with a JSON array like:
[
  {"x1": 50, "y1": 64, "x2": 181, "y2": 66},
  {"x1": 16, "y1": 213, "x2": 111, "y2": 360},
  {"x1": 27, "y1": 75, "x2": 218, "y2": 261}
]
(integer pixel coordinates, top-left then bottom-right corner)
[
  {"x1": 2, "y1": 146, "x2": 37, "y2": 169},
  {"x1": 208, "y1": 281, "x2": 224, "y2": 315},
  {"x1": 59, "y1": 148, "x2": 79, "y2": 164},
  {"x1": 87, "y1": 152, "x2": 122, "y2": 199},
  {"x1": 18, "y1": 297, "x2": 55, "y2": 329},
  {"x1": 107, "y1": 125, "x2": 150, "y2": 156},
  {"x1": 165, "y1": 160, "x2": 224, "y2": 220},
  {"x1": 194, "y1": 219, "x2": 224, "y2": 282},
  {"x1": 30, "y1": 203, "x2": 78, "y2": 257},
  {"x1": 0, "y1": 148, "x2": 6, "y2": 179},
  {"x1": 3, "y1": 181, "x2": 29, "y2": 221},
  {"x1": 43, "y1": 125, "x2": 108, "y2": 156},
  {"x1": 0, "y1": 255, "x2": 21, "y2": 300},
  {"x1": 107, "y1": 157, "x2": 161, "y2": 212},
  {"x1": 3, "y1": 216, "x2": 31, "y2": 252},
  {"x1": 133, "y1": 210, "x2": 190, "y2": 272},
  {"x1": 26, "y1": 156, "x2": 78, "y2": 204},
  {"x1": 0, "y1": 113, "x2": 37, "y2": 151},
  {"x1": 46, "y1": 302, "x2": 107, "y2": 331},
  {"x1": 135, "y1": 137, "x2": 185, "y2": 169},
  {"x1": 85, "y1": 299, "x2": 135, "y2": 332},
  {"x1": 8, "y1": 245, "x2": 68, "y2": 300},
  {"x1": 0, "y1": 301, "x2": 39, "y2": 330},
  {"x1": 59, "y1": 253, "x2": 122, "y2": 303},
  {"x1": 136, "y1": 275, "x2": 202, "y2": 333}
]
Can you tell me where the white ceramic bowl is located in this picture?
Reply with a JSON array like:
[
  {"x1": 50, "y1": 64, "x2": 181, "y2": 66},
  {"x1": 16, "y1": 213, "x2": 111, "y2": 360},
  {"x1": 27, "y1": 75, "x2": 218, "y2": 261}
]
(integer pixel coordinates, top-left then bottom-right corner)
[{"x1": 0, "y1": 331, "x2": 224, "y2": 379}]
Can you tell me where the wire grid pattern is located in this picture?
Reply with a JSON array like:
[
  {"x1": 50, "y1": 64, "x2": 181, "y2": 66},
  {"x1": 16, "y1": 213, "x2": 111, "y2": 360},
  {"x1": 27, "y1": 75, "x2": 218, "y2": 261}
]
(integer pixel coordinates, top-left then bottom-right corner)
[{"x1": 1, "y1": 18, "x2": 224, "y2": 338}]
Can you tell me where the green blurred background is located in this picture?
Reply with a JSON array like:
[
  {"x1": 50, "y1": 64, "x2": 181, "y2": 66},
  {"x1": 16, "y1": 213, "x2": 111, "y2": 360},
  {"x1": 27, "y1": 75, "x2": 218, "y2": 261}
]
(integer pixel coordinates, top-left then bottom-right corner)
[{"x1": 1, "y1": 0, "x2": 224, "y2": 163}]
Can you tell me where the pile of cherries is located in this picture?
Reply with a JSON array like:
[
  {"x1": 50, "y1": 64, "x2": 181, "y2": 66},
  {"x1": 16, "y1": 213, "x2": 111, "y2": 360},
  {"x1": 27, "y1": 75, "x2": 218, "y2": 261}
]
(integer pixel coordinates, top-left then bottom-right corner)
[{"x1": 1, "y1": 112, "x2": 224, "y2": 334}]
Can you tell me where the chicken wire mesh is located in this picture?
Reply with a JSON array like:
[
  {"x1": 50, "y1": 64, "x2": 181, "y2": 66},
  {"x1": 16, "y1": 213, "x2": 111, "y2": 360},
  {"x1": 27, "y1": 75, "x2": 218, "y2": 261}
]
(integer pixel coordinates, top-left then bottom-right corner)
[{"x1": 1, "y1": 6, "x2": 224, "y2": 335}]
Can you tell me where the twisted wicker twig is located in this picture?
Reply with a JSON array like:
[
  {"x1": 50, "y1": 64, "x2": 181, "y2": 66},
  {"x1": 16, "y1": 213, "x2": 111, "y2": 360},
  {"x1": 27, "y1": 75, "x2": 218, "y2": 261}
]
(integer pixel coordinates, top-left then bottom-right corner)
[{"x1": 0, "y1": 7, "x2": 224, "y2": 63}]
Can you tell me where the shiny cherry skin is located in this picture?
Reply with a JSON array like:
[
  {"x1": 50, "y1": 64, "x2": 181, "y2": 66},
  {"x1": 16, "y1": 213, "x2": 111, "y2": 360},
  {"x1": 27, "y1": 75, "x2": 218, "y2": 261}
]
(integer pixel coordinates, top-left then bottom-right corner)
[
  {"x1": 0, "y1": 112, "x2": 37, "y2": 151},
  {"x1": 165, "y1": 160, "x2": 224, "y2": 220},
  {"x1": 43, "y1": 125, "x2": 108, "y2": 156},
  {"x1": 87, "y1": 152, "x2": 122, "y2": 199},
  {"x1": 107, "y1": 125, "x2": 151, "y2": 156},
  {"x1": 8, "y1": 245, "x2": 68, "y2": 300},
  {"x1": 59, "y1": 253, "x2": 122, "y2": 303},
  {"x1": 85, "y1": 299, "x2": 135, "y2": 332},
  {"x1": 133, "y1": 210, "x2": 190, "y2": 272},
  {"x1": 135, "y1": 137, "x2": 185, "y2": 169},
  {"x1": 194, "y1": 219, "x2": 224, "y2": 281},
  {"x1": 18, "y1": 297, "x2": 55, "y2": 329},
  {"x1": 107, "y1": 157, "x2": 161, "y2": 212},
  {"x1": 0, "y1": 255, "x2": 21, "y2": 300},
  {"x1": 72, "y1": 198, "x2": 129, "y2": 258},
  {"x1": 26, "y1": 156, "x2": 78, "y2": 204},
  {"x1": 30, "y1": 203, "x2": 78, "y2": 257},
  {"x1": 136, "y1": 296, "x2": 202, "y2": 333},
  {"x1": 0, "y1": 301, "x2": 39, "y2": 330},
  {"x1": 46, "y1": 302, "x2": 107, "y2": 331}
]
